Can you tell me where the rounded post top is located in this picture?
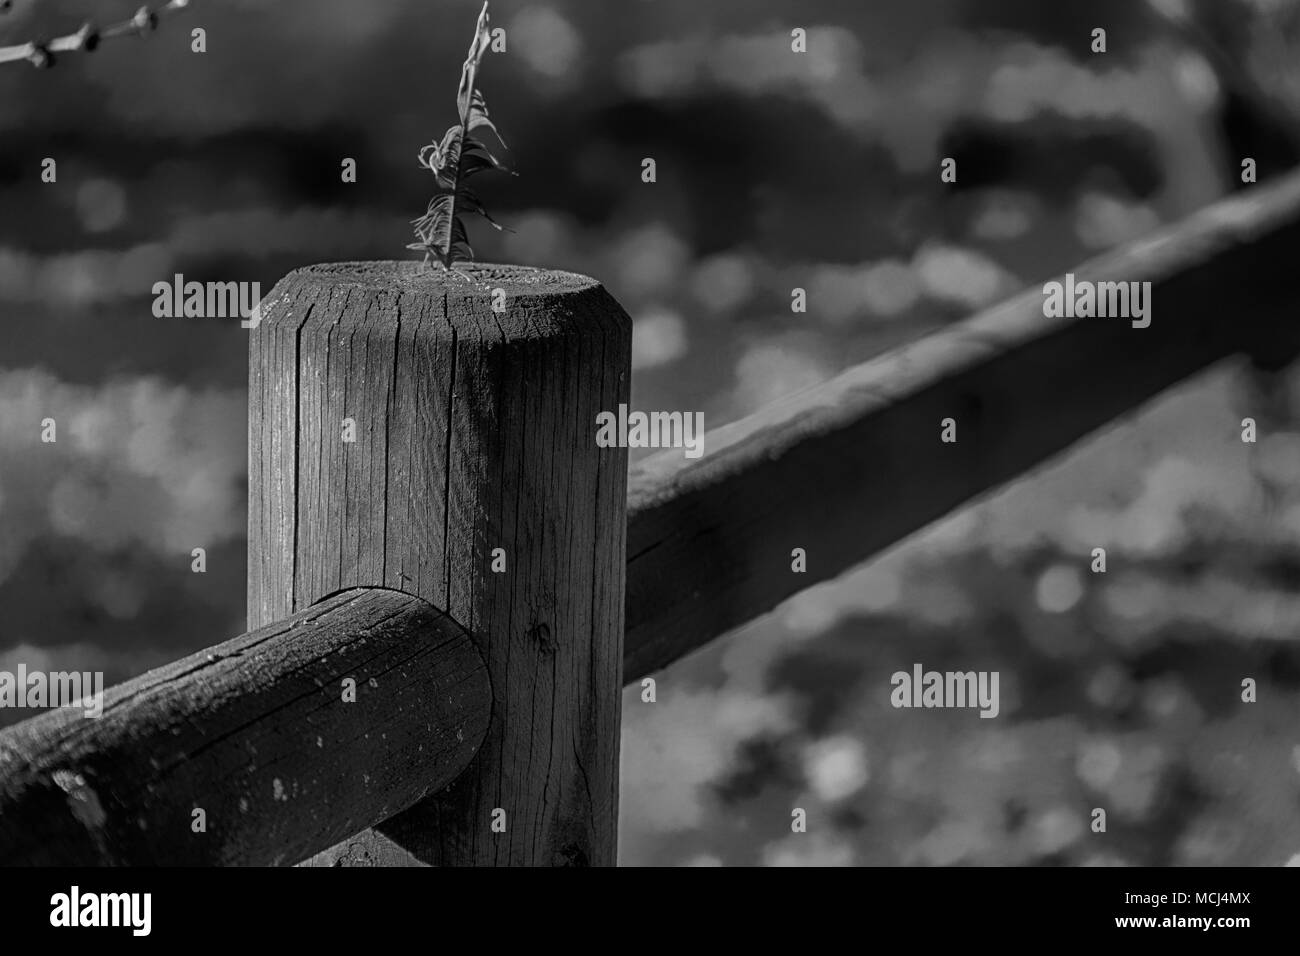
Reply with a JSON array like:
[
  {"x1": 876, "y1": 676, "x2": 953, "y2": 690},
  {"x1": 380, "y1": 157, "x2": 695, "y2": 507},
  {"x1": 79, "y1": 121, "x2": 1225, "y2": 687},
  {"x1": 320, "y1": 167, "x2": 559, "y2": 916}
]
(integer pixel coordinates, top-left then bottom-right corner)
[
  {"x1": 259, "y1": 260, "x2": 630, "y2": 345},
  {"x1": 284, "y1": 260, "x2": 602, "y2": 297}
]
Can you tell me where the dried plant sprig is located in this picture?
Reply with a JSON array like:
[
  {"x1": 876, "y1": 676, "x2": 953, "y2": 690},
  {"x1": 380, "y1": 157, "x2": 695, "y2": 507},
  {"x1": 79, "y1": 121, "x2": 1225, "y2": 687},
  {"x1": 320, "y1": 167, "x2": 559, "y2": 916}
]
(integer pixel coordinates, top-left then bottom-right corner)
[
  {"x1": 0, "y1": 0, "x2": 191, "y2": 68},
  {"x1": 407, "y1": 1, "x2": 513, "y2": 272}
]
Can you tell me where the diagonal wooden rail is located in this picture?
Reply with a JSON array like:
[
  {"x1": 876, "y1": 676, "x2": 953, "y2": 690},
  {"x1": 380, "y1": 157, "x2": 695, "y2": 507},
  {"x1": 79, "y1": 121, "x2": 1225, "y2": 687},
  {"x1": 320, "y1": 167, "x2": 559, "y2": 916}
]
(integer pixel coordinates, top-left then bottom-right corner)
[
  {"x1": 2, "y1": 170, "x2": 1300, "y2": 866},
  {"x1": 622, "y1": 170, "x2": 1300, "y2": 683}
]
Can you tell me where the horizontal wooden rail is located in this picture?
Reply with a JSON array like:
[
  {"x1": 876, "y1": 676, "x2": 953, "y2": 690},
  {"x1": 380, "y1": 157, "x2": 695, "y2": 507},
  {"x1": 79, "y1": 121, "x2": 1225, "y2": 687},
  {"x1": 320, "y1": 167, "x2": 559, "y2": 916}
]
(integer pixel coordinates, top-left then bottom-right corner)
[
  {"x1": 0, "y1": 588, "x2": 490, "y2": 866},
  {"x1": 622, "y1": 170, "x2": 1300, "y2": 683}
]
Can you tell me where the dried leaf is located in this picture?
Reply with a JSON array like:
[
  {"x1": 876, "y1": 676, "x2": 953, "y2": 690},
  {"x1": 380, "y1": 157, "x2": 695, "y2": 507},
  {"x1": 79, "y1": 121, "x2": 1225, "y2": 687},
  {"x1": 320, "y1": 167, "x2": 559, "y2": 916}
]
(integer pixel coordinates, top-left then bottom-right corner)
[
  {"x1": 419, "y1": 126, "x2": 464, "y2": 190},
  {"x1": 458, "y1": 185, "x2": 507, "y2": 231},
  {"x1": 468, "y1": 89, "x2": 506, "y2": 149},
  {"x1": 410, "y1": 2, "x2": 510, "y2": 270},
  {"x1": 461, "y1": 135, "x2": 510, "y2": 177},
  {"x1": 455, "y1": 3, "x2": 492, "y2": 122}
]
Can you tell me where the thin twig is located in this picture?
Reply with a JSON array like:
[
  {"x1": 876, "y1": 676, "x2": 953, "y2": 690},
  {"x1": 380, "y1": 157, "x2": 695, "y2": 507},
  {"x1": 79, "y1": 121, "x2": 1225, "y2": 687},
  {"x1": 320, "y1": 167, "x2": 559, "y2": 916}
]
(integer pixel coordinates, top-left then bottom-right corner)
[{"x1": 0, "y1": 0, "x2": 191, "y2": 68}]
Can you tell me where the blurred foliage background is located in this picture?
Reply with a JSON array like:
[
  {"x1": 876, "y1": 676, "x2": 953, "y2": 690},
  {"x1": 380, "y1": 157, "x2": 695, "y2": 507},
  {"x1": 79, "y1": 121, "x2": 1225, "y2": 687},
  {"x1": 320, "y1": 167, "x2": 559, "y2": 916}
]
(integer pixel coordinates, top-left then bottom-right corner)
[{"x1": 2, "y1": 0, "x2": 1300, "y2": 865}]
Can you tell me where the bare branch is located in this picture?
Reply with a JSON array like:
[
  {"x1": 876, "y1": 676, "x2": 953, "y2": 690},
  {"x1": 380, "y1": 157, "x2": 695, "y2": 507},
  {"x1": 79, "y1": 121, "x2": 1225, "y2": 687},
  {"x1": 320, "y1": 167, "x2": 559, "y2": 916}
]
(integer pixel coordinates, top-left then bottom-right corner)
[{"x1": 0, "y1": 1, "x2": 191, "y2": 69}]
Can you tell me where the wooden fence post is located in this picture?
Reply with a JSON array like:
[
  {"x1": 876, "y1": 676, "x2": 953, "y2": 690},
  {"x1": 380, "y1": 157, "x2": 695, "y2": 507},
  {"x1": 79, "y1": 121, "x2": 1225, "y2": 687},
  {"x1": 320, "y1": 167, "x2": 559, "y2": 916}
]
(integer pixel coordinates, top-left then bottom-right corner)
[{"x1": 248, "y1": 261, "x2": 632, "y2": 866}]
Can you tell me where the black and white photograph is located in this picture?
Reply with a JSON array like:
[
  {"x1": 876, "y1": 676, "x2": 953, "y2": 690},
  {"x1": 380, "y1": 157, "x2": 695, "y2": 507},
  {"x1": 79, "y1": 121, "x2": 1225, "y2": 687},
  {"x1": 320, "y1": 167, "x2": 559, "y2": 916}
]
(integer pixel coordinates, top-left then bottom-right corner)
[{"x1": 0, "y1": 0, "x2": 1296, "y2": 936}]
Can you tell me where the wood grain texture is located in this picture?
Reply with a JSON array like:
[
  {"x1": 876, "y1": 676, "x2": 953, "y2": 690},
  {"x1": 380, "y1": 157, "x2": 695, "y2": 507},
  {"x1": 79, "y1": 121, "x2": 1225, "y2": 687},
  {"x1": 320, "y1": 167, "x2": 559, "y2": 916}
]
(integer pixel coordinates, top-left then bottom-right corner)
[
  {"x1": 0, "y1": 588, "x2": 489, "y2": 866},
  {"x1": 623, "y1": 169, "x2": 1300, "y2": 683},
  {"x1": 249, "y1": 261, "x2": 632, "y2": 866}
]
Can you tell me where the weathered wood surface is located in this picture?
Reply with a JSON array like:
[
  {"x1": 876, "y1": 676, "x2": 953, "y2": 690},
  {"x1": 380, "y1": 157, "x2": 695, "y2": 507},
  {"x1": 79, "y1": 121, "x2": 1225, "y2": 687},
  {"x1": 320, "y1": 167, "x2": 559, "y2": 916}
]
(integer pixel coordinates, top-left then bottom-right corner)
[
  {"x1": 622, "y1": 169, "x2": 1300, "y2": 683},
  {"x1": 10, "y1": 172, "x2": 1298, "y2": 866},
  {"x1": 250, "y1": 261, "x2": 631, "y2": 866},
  {"x1": 0, "y1": 588, "x2": 490, "y2": 866}
]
